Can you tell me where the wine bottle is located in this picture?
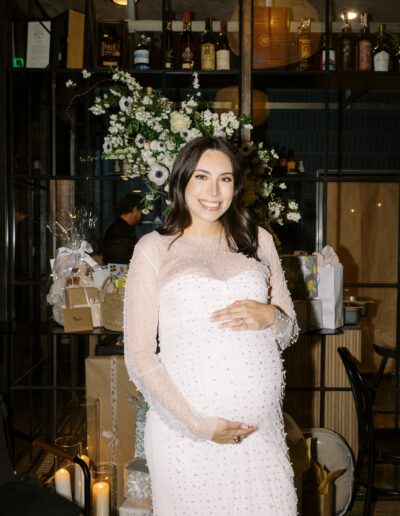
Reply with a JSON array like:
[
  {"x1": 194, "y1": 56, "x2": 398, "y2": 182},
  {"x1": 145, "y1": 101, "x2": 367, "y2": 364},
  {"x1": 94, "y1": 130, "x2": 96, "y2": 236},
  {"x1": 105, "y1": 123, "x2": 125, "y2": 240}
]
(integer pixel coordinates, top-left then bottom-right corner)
[
  {"x1": 99, "y1": 24, "x2": 122, "y2": 68},
  {"x1": 164, "y1": 12, "x2": 174, "y2": 69},
  {"x1": 337, "y1": 19, "x2": 354, "y2": 71},
  {"x1": 319, "y1": 33, "x2": 335, "y2": 71},
  {"x1": 201, "y1": 18, "x2": 215, "y2": 70},
  {"x1": 134, "y1": 34, "x2": 151, "y2": 70},
  {"x1": 297, "y1": 18, "x2": 313, "y2": 71},
  {"x1": 356, "y1": 13, "x2": 372, "y2": 71},
  {"x1": 216, "y1": 20, "x2": 230, "y2": 71},
  {"x1": 373, "y1": 24, "x2": 391, "y2": 72},
  {"x1": 180, "y1": 10, "x2": 194, "y2": 70}
]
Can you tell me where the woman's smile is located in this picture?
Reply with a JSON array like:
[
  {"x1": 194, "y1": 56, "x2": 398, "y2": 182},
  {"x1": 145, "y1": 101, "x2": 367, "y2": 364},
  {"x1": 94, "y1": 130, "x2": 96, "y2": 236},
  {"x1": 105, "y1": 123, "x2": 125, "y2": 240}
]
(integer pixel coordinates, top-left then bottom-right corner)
[{"x1": 184, "y1": 149, "x2": 234, "y2": 231}]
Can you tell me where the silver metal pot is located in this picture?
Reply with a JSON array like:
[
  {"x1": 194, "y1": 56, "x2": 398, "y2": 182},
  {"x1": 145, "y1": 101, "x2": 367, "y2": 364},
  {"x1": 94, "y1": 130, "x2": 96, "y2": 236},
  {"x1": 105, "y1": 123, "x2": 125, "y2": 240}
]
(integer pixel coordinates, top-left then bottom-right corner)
[{"x1": 343, "y1": 305, "x2": 364, "y2": 325}]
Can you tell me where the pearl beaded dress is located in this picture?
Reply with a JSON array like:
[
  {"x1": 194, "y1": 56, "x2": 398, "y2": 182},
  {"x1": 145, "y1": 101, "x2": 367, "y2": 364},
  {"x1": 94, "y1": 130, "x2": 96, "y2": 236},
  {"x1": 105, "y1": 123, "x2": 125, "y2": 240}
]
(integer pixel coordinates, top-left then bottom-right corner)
[{"x1": 124, "y1": 227, "x2": 298, "y2": 515}]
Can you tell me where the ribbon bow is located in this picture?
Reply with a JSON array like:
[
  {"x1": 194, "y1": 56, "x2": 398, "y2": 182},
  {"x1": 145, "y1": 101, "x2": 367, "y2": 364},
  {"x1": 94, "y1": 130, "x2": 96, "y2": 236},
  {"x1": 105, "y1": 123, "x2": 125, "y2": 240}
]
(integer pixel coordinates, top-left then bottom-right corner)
[
  {"x1": 56, "y1": 240, "x2": 101, "y2": 271},
  {"x1": 102, "y1": 429, "x2": 121, "y2": 463}
]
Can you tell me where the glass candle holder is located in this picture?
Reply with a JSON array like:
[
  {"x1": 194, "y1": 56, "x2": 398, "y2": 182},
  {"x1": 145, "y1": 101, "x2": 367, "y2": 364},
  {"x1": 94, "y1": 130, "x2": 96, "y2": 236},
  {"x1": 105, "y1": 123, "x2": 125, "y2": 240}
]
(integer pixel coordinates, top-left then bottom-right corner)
[
  {"x1": 91, "y1": 463, "x2": 118, "y2": 516},
  {"x1": 54, "y1": 436, "x2": 82, "y2": 502},
  {"x1": 69, "y1": 395, "x2": 100, "y2": 465}
]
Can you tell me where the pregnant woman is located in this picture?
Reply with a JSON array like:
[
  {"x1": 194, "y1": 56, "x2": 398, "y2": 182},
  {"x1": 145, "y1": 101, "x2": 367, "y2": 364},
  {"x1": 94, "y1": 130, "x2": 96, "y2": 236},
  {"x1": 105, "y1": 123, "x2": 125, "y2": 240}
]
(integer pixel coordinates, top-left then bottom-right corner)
[{"x1": 124, "y1": 136, "x2": 298, "y2": 515}]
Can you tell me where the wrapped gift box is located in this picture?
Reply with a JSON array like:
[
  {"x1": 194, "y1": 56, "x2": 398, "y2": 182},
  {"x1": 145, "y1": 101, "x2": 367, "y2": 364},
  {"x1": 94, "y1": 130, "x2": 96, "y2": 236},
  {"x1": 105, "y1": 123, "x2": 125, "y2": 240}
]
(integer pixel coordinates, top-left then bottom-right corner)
[
  {"x1": 62, "y1": 306, "x2": 93, "y2": 332},
  {"x1": 85, "y1": 356, "x2": 138, "y2": 505},
  {"x1": 281, "y1": 254, "x2": 318, "y2": 300},
  {"x1": 119, "y1": 498, "x2": 152, "y2": 516},
  {"x1": 294, "y1": 299, "x2": 323, "y2": 334},
  {"x1": 124, "y1": 458, "x2": 152, "y2": 510},
  {"x1": 66, "y1": 286, "x2": 102, "y2": 327}
]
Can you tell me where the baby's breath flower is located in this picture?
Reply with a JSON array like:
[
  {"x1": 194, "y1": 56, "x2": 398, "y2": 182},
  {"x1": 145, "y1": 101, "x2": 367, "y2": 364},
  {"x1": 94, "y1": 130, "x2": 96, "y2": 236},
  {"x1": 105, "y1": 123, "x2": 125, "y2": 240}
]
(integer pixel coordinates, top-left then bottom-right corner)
[
  {"x1": 65, "y1": 79, "x2": 76, "y2": 88},
  {"x1": 82, "y1": 69, "x2": 91, "y2": 79}
]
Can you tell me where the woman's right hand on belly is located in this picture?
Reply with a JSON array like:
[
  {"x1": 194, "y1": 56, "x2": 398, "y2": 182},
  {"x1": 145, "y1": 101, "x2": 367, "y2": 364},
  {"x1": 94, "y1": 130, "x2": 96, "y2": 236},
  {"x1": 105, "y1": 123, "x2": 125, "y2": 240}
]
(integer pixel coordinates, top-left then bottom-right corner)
[{"x1": 211, "y1": 418, "x2": 258, "y2": 444}]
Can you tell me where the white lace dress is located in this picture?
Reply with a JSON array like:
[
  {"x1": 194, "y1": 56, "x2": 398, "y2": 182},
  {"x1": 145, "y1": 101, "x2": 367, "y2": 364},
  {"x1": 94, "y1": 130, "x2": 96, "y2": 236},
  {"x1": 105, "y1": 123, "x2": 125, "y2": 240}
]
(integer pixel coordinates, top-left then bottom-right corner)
[{"x1": 124, "y1": 228, "x2": 298, "y2": 516}]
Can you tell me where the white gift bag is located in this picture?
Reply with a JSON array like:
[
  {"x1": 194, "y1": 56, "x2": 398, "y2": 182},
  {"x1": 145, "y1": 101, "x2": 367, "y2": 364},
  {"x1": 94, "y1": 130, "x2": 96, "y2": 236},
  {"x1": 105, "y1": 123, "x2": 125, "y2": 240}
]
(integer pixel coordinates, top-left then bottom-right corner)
[{"x1": 317, "y1": 264, "x2": 344, "y2": 329}]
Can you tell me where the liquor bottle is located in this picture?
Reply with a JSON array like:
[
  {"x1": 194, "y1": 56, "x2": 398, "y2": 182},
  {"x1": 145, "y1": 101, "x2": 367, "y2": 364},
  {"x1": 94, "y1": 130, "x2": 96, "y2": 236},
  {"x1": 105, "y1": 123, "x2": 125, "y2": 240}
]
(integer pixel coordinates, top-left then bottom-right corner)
[
  {"x1": 356, "y1": 13, "x2": 372, "y2": 71},
  {"x1": 373, "y1": 24, "x2": 391, "y2": 72},
  {"x1": 278, "y1": 148, "x2": 288, "y2": 173},
  {"x1": 201, "y1": 18, "x2": 215, "y2": 70},
  {"x1": 216, "y1": 20, "x2": 230, "y2": 71},
  {"x1": 319, "y1": 33, "x2": 335, "y2": 71},
  {"x1": 180, "y1": 10, "x2": 194, "y2": 70},
  {"x1": 337, "y1": 18, "x2": 354, "y2": 71},
  {"x1": 297, "y1": 18, "x2": 313, "y2": 71},
  {"x1": 99, "y1": 24, "x2": 122, "y2": 68},
  {"x1": 134, "y1": 34, "x2": 151, "y2": 70},
  {"x1": 164, "y1": 12, "x2": 174, "y2": 69},
  {"x1": 287, "y1": 149, "x2": 296, "y2": 174}
]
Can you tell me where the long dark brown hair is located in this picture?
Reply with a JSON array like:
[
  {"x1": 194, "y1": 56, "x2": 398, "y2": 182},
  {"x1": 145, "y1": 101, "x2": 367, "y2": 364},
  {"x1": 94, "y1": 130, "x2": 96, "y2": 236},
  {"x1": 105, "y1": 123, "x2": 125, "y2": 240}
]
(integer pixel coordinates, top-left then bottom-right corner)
[{"x1": 158, "y1": 136, "x2": 259, "y2": 259}]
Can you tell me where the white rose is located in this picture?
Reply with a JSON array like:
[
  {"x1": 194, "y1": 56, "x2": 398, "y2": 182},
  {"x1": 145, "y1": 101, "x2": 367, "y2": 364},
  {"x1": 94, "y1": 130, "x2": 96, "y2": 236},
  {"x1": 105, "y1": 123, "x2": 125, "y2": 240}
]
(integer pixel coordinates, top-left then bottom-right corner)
[{"x1": 170, "y1": 112, "x2": 191, "y2": 134}]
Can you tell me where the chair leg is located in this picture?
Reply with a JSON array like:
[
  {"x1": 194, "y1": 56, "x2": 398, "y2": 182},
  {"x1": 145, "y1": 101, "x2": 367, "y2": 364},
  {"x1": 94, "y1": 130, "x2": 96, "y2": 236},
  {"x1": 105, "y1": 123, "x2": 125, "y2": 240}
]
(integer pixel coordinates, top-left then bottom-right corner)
[{"x1": 363, "y1": 448, "x2": 376, "y2": 516}]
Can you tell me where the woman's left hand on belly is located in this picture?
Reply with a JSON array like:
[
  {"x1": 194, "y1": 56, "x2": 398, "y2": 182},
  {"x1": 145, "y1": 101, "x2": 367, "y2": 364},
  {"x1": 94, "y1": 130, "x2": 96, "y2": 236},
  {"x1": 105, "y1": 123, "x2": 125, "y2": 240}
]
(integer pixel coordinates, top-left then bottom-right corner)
[{"x1": 210, "y1": 300, "x2": 277, "y2": 331}]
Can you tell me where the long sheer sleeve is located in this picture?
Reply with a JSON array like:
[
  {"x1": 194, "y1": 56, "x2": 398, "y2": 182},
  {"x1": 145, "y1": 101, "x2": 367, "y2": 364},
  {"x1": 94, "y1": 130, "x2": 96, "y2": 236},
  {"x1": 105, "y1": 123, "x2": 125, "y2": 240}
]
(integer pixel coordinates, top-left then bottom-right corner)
[
  {"x1": 259, "y1": 228, "x2": 299, "y2": 350},
  {"x1": 123, "y1": 233, "x2": 218, "y2": 441}
]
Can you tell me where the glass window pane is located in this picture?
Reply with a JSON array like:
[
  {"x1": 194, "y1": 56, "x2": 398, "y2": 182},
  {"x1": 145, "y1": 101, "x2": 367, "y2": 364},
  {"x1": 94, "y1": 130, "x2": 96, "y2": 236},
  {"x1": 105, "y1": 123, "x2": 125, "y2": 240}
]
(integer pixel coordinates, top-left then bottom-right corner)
[{"x1": 327, "y1": 182, "x2": 399, "y2": 284}]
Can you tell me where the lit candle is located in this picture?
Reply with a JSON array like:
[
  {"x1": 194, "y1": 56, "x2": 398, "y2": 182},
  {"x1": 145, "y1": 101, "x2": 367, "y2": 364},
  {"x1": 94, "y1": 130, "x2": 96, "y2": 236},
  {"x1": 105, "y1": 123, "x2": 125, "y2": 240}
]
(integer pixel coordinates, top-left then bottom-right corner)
[
  {"x1": 74, "y1": 454, "x2": 90, "y2": 508},
  {"x1": 55, "y1": 468, "x2": 72, "y2": 501},
  {"x1": 93, "y1": 481, "x2": 110, "y2": 516}
]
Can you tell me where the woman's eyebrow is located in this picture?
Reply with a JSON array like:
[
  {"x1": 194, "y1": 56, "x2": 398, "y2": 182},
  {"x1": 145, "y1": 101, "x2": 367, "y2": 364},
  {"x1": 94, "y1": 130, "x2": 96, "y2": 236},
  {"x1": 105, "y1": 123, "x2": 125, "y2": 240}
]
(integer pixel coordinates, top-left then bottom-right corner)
[{"x1": 193, "y1": 169, "x2": 234, "y2": 175}]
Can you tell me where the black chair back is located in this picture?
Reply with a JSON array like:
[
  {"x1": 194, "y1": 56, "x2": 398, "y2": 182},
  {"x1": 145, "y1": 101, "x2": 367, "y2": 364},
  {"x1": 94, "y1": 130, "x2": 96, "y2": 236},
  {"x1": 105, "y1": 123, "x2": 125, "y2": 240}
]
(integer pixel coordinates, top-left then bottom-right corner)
[{"x1": 337, "y1": 348, "x2": 374, "y2": 456}]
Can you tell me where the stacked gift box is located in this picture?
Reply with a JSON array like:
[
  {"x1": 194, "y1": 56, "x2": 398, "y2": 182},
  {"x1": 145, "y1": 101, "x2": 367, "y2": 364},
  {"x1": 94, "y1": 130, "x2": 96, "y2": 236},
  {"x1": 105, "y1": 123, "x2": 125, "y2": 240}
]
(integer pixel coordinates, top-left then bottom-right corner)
[{"x1": 280, "y1": 253, "x2": 322, "y2": 333}]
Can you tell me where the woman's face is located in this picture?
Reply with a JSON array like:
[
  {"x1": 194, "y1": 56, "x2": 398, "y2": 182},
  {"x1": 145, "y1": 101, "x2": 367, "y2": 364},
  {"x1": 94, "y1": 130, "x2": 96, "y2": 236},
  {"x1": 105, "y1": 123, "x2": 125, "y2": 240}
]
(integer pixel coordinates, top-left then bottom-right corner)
[{"x1": 184, "y1": 149, "x2": 234, "y2": 230}]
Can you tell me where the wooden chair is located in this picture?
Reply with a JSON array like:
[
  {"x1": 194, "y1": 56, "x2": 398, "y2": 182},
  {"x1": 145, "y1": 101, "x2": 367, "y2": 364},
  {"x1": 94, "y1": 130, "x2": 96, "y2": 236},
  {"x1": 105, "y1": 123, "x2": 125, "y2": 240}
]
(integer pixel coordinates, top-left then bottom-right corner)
[{"x1": 337, "y1": 347, "x2": 400, "y2": 515}]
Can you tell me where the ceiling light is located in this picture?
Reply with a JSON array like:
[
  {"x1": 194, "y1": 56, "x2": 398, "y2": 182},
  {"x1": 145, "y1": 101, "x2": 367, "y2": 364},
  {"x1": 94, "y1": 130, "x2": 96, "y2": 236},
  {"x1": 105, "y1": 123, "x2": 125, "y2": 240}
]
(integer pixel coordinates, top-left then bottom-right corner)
[{"x1": 112, "y1": 0, "x2": 127, "y2": 5}]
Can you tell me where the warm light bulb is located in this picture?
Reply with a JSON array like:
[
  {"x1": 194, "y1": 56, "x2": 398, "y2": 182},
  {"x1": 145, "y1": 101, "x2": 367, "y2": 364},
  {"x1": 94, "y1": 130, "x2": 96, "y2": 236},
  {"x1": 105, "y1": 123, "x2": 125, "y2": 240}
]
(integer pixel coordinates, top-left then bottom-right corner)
[
  {"x1": 341, "y1": 10, "x2": 358, "y2": 21},
  {"x1": 376, "y1": 202, "x2": 382, "y2": 207},
  {"x1": 112, "y1": 0, "x2": 127, "y2": 5},
  {"x1": 350, "y1": 208, "x2": 356, "y2": 213}
]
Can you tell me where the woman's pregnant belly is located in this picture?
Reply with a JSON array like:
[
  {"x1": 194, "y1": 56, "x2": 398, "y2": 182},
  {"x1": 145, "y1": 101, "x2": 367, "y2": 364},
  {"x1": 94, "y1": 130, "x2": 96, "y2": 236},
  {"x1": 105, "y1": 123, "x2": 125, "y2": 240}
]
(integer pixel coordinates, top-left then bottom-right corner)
[{"x1": 158, "y1": 273, "x2": 284, "y2": 425}]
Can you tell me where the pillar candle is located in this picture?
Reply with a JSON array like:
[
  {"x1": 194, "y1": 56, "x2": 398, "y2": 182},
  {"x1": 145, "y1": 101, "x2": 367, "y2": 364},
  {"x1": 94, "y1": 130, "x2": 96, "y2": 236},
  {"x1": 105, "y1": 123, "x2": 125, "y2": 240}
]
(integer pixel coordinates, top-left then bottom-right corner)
[
  {"x1": 74, "y1": 454, "x2": 90, "y2": 508},
  {"x1": 93, "y1": 481, "x2": 110, "y2": 516},
  {"x1": 55, "y1": 468, "x2": 72, "y2": 501}
]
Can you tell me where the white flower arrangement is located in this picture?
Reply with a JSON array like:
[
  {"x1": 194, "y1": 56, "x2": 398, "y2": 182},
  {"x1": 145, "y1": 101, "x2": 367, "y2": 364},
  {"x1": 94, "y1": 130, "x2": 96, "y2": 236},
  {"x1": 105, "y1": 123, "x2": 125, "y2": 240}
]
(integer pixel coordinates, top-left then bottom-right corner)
[{"x1": 67, "y1": 70, "x2": 301, "y2": 244}]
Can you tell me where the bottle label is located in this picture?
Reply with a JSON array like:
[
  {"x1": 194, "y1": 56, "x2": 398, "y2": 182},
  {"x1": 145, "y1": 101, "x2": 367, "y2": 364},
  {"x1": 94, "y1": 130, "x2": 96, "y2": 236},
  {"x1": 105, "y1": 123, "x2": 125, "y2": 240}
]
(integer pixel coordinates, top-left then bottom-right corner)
[
  {"x1": 358, "y1": 40, "x2": 372, "y2": 71},
  {"x1": 321, "y1": 49, "x2": 335, "y2": 71},
  {"x1": 181, "y1": 47, "x2": 194, "y2": 69},
  {"x1": 299, "y1": 38, "x2": 312, "y2": 60},
  {"x1": 201, "y1": 44, "x2": 216, "y2": 70},
  {"x1": 216, "y1": 49, "x2": 230, "y2": 70},
  {"x1": 341, "y1": 40, "x2": 353, "y2": 70},
  {"x1": 134, "y1": 49, "x2": 150, "y2": 65},
  {"x1": 374, "y1": 50, "x2": 390, "y2": 71},
  {"x1": 165, "y1": 49, "x2": 174, "y2": 69}
]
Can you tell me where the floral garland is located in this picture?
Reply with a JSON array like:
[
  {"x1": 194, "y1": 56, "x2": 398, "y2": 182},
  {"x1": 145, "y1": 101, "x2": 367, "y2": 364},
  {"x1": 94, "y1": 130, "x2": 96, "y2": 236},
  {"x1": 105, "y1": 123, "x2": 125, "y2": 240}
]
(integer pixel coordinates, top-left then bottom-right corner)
[{"x1": 67, "y1": 69, "x2": 301, "y2": 246}]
